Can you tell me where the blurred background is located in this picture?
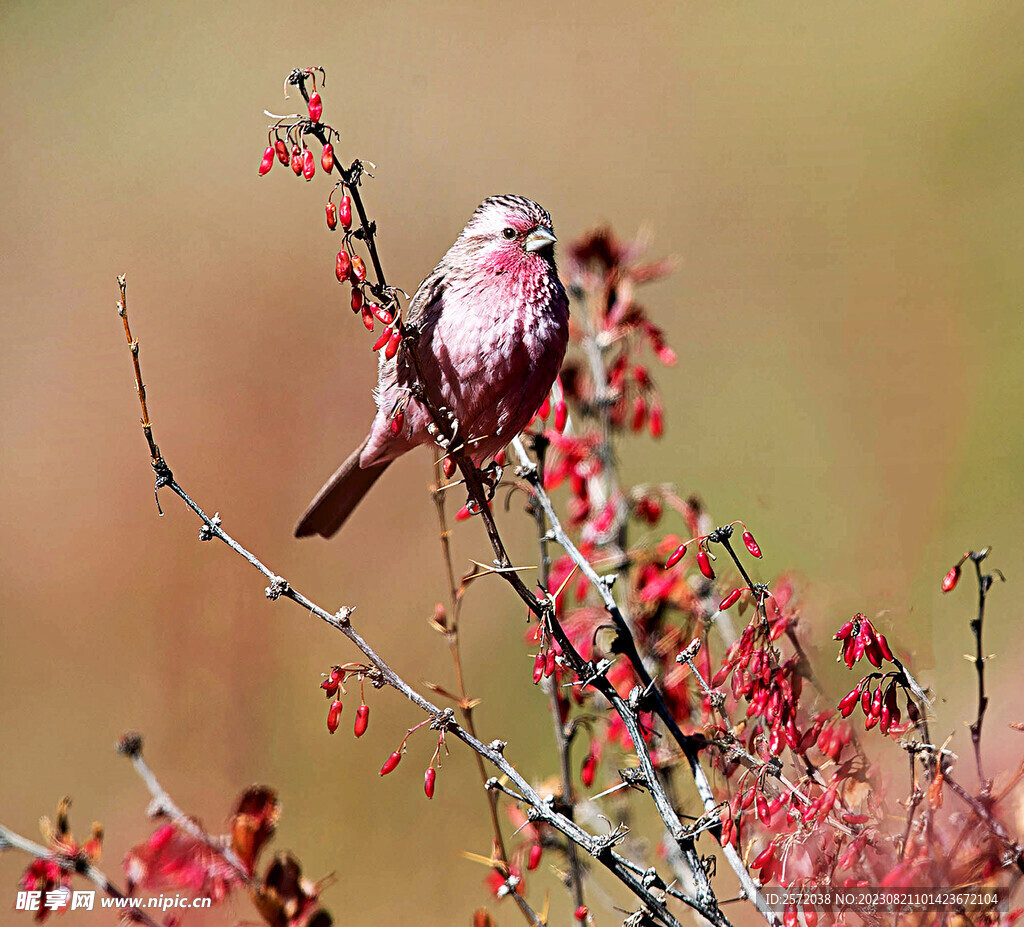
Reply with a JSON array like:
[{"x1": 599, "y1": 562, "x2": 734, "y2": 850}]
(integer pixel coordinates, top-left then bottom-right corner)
[{"x1": 2, "y1": 1, "x2": 1023, "y2": 924}]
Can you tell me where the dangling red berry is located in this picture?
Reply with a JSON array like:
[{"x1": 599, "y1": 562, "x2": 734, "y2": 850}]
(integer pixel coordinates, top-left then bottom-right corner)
[
  {"x1": 719, "y1": 588, "x2": 742, "y2": 610},
  {"x1": 665, "y1": 542, "x2": 687, "y2": 569},
  {"x1": 942, "y1": 565, "x2": 961, "y2": 593},
  {"x1": 302, "y1": 148, "x2": 315, "y2": 181},
  {"x1": 372, "y1": 328, "x2": 391, "y2": 352},
  {"x1": 532, "y1": 653, "x2": 545, "y2": 684},
  {"x1": 308, "y1": 92, "x2": 323, "y2": 122},
  {"x1": 527, "y1": 842, "x2": 542, "y2": 870},
  {"x1": 424, "y1": 767, "x2": 436, "y2": 799},
  {"x1": 631, "y1": 396, "x2": 647, "y2": 432},
  {"x1": 327, "y1": 699, "x2": 343, "y2": 734},
  {"x1": 742, "y1": 530, "x2": 762, "y2": 558},
  {"x1": 354, "y1": 704, "x2": 369, "y2": 737},
  {"x1": 649, "y1": 401, "x2": 664, "y2": 438},
  {"x1": 259, "y1": 146, "x2": 275, "y2": 175},
  {"x1": 361, "y1": 306, "x2": 375, "y2": 331},
  {"x1": 574, "y1": 906, "x2": 589, "y2": 922},
  {"x1": 351, "y1": 254, "x2": 367, "y2": 283},
  {"x1": 554, "y1": 399, "x2": 567, "y2": 433},
  {"x1": 320, "y1": 143, "x2": 334, "y2": 173},
  {"x1": 697, "y1": 547, "x2": 715, "y2": 580},
  {"x1": 379, "y1": 751, "x2": 402, "y2": 776},
  {"x1": 290, "y1": 146, "x2": 303, "y2": 175},
  {"x1": 274, "y1": 138, "x2": 289, "y2": 165},
  {"x1": 325, "y1": 202, "x2": 338, "y2": 230},
  {"x1": 838, "y1": 686, "x2": 860, "y2": 717},
  {"x1": 335, "y1": 250, "x2": 351, "y2": 283},
  {"x1": 385, "y1": 330, "x2": 401, "y2": 360},
  {"x1": 338, "y1": 194, "x2": 352, "y2": 228},
  {"x1": 581, "y1": 752, "x2": 597, "y2": 787},
  {"x1": 350, "y1": 286, "x2": 363, "y2": 312},
  {"x1": 538, "y1": 396, "x2": 551, "y2": 419}
]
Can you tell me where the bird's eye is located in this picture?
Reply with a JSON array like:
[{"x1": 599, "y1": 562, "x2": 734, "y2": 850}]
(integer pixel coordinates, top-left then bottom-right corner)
[{"x1": 502, "y1": 227, "x2": 517, "y2": 240}]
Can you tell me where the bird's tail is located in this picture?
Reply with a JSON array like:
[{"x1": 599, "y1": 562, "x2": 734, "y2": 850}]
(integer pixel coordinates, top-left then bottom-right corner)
[{"x1": 294, "y1": 437, "x2": 391, "y2": 539}]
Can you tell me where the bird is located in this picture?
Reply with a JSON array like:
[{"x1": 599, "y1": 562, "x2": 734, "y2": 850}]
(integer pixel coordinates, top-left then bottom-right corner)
[{"x1": 295, "y1": 194, "x2": 570, "y2": 539}]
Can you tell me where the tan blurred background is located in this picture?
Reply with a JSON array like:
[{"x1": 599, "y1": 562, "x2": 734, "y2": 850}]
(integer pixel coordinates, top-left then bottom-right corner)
[{"x1": 2, "y1": 1, "x2": 1024, "y2": 924}]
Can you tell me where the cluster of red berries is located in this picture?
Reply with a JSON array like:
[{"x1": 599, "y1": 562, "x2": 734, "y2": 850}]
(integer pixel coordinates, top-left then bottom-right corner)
[
  {"x1": 833, "y1": 615, "x2": 912, "y2": 735},
  {"x1": 833, "y1": 613, "x2": 893, "y2": 669},
  {"x1": 320, "y1": 664, "x2": 371, "y2": 738}
]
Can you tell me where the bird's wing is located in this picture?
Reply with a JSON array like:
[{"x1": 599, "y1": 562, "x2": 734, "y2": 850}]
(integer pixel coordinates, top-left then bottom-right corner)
[{"x1": 403, "y1": 262, "x2": 447, "y2": 330}]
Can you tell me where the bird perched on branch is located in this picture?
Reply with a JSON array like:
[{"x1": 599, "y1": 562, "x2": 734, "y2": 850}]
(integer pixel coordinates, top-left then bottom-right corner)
[{"x1": 295, "y1": 194, "x2": 570, "y2": 539}]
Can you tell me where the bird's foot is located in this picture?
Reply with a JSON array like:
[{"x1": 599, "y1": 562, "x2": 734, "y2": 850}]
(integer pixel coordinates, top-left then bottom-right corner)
[{"x1": 426, "y1": 407, "x2": 461, "y2": 452}]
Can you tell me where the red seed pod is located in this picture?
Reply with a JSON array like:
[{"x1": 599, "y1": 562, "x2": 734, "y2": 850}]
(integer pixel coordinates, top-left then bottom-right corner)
[
  {"x1": 442, "y1": 457, "x2": 456, "y2": 479},
  {"x1": 877, "y1": 634, "x2": 894, "y2": 663},
  {"x1": 838, "y1": 686, "x2": 861, "y2": 718},
  {"x1": 259, "y1": 146, "x2": 275, "y2": 175},
  {"x1": 371, "y1": 328, "x2": 391, "y2": 352},
  {"x1": 665, "y1": 542, "x2": 686, "y2": 569},
  {"x1": 350, "y1": 286, "x2": 364, "y2": 312},
  {"x1": 390, "y1": 410, "x2": 404, "y2": 437},
  {"x1": 631, "y1": 396, "x2": 647, "y2": 432},
  {"x1": 755, "y1": 792, "x2": 771, "y2": 824},
  {"x1": 544, "y1": 649, "x2": 556, "y2": 677},
  {"x1": 532, "y1": 653, "x2": 545, "y2": 684},
  {"x1": 372, "y1": 304, "x2": 394, "y2": 325},
  {"x1": 719, "y1": 588, "x2": 742, "y2": 610},
  {"x1": 554, "y1": 399, "x2": 568, "y2": 433},
  {"x1": 385, "y1": 330, "x2": 401, "y2": 361},
  {"x1": 302, "y1": 148, "x2": 315, "y2": 180},
  {"x1": 742, "y1": 529, "x2": 762, "y2": 558},
  {"x1": 379, "y1": 751, "x2": 402, "y2": 776},
  {"x1": 649, "y1": 401, "x2": 664, "y2": 438},
  {"x1": 538, "y1": 396, "x2": 551, "y2": 419},
  {"x1": 752, "y1": 843, "x2": 775, "y2": 869},
  {"x1": 274, "y1": 138, "x2": 289, "y2": 164},
  {"x1": 325, "y1": 202, "x2": 338, "y2": 230},
  {"x1": 574, "y1": 906, "x2": 589, "y2": 922},
  {"x1": 942, "y1": 565, "x2": 961, "y2": 593},
  {"x1": 361, "y1": 306, "x2": 375, "y2": 331},
  {"x1": 697, "y1": 547, "x2": 715, "y2": 580},
  {"x1": 581, "y1": 753, "x2": 597, "y2": 787},
  {"x1": 354, "y1": 704, "x2": 369, "y2": 737},
  {"x1": 308, "y1": 92, "x2": 323, "y2": 123},
  {"x1": 861, "y1": 686, "x2": 872, "y2": 714},
  {"x1": 290, "y1": 146, "x2": 303, "y2": 175},
  {"x1": 335, "y1": 250, "x2": 351, "y2": 282},
  {"x1": 327, "y1": 699, "x2": 343, "y2": 734},
  {"x1": 338, "y1": 194, "x2": 352, "y2": 228},
  {"x1": 527, "y1": 842, "x2": 542, "y2": 871},
  {"x1": 320, "y1": 142, "x2": 334, "y2": 173},
  {"x1": 834, "y1": 620, "x2": 856, "y2": 641},
  {"x1": 424, "y1": 767, "x2": 436, "y2": 799},
  {"x1": 351, "y1": 254, "x2": 367, "y2": 283}
]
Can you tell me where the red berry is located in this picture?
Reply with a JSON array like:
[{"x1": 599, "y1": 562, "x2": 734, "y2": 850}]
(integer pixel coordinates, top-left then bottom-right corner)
[
  {"x1": 942, "y1": 565, "x2": 960, "y2": 593},
  {"x1": 752, "y1": 843, "x2": 775, "y2": 869},
  {"x1": 532, "y1": 653, "x2": 545, "y2": 684},
  {"x1": 335, "y1": 250, "x2": 351, "y2": 283},
  {"x1": 274, "y1": 139, "x2": 289, "y2": 165},
  {"x1": 442, "y1": 457, "x2": 456, "y2": 479},
  {"x1": 649, "y1": 401, "x2": 664, "y2": 438},
  {"x1": 838, "y1": 686, "x2": 860, "y2": 717},
  {"x1": 755, "y1": 792, "x2": 770, "y2": 825},
  {"x1": 574, "y1": 906, "x2": 589, "y2": 922},
  {"x1": 784, "y1": 904, "x2": 798, "y2": 927},
  {"x1": 361, "y1": 306, "x2": 375, "y2": 331},
  {"x1": 538, "y1": 396, "x2": 550, "y2": 419},
  {"x1": 259, "y1": 146, "x2": 275, "y2": 175},
  {"x1": 544, "y1": 649, "x2": 556, "y2": 677},
  {"x1": 834, "y1": 620, "x2": 855, "y2": 641},
  {"x1": 527, "y1": 842, "x2": 542, "y2": 870},
  {"x1": 354, "y1": 704, "x2": 369, "y2": 737},
  {"x1": 877, "y1": 634, "x2": 893, "y2": 663},
  {"x1": 308, "y1": 92, "x2": 323, "y2": 122},
  {"x1": 554, "y1": 399, "x2": 568, "y2": 433},
  {"x1": 372, "y1": 328, "x2": 391, "y2": 352},
  {"x1": 697, "y1": 547, "x2": 715, "y2": 580},
  {"x1": 424, "y1": 767, "x2": 436, "y2": 799},
  {"x1": 372, "y1": 304, "x2": 394, "y2": 325},
  {"x1": 350, "y1": 286, "x2": 363, "y2": 312},
  {"x1": 631, "y1": 396, "x2": 647, "y2": 431},
  {"x1": 320, "y1": 142, "x2": 334, "y2": 173},
  {"x1": 719, "y1": 588, "x2": 742, "y2": 610},
  {"x1": 665, "y1": 542, "x2": 686, "y2": 569},
  {"x1": 742, "y1": 529, "x2": 762, "y2": 558},
  {"x1": 454, "y1": 503, "x2": 471, "y2": 520},
  {"x1": 290, "y1": 146, "x2": 303, "y2": 175},
  {"x1": 581, "y1": 753, "x2": 596, "y2": 787},
  {"x1": 390, "y1": 410, "x2": 404, "y2": 437},
  {"x1": 385, "y1": 330, "x2": 401, "y2": 361},
  {"x1": 379, "y1": 751, "x2": 402, "y2": 776},
  {"x1": 351, "y1": 254, "x2": 367, "y2": 283},
  {"x1": 325, "y1": 202, "x2": 338, "y2": 230},
  {"x1": 327, "y1": 699, "x2": 343, "y2": 734},
  {"x1": 338, "y1": 194, "x2": 352, "y2": 228},
  {"x1": 302, "y1": 148, "x2": 315, "y2": 181}
]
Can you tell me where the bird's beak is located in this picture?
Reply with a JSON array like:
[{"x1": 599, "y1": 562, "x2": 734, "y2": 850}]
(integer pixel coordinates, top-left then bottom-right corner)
[{"x1": 524, "y1": 226, "x2": 557, "y2": 253}]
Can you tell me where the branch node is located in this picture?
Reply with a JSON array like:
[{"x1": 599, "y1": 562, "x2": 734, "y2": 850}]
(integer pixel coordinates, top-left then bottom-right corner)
[{"x1": 265, "y1": 575, "x2": 290, "y2": 600}]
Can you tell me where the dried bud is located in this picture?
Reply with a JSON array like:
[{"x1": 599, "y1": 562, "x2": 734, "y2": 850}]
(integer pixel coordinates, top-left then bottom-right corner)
[
  {"x1": 719, "y1": 588, "x2": 742, "y2": 611},
  {"x1": 379, "y1": 751, "x2": 402, "y2": 776},
  {"x1": 274, "y1": 139, "x2": 289, "y2": 165},
  {"x1": 325, "y1": 202, "x2": 338, "y2": 230},
  {"x1": 351, "y1": 254, "x2": 367, "y2": 283},
  {"x1": 320, "y1": 142, "x2": 334, "y2": 173},
  {"x1": 424, "y1": 767, "x2": 436, "y2": 799},
  {"x1": 259, "y1": 146, "x2": 275, "y2": 175},
  {"x1": 301, "y1": 148, "x2": 315, "y2": 181},
  {"x1": 554, "y1": 400, "x2": 568, "y2": 433},
  {"x1": 665, "y1": 542, "x2": 687, "y2": 569},
  {"x1": 385, "y1": 330, "x2": 401, "y2": 361},
  {"x1": 320, "y1": 667, "x2": 342, "y2": 696},
  {"x1": 308, "y1": 92, "x2": 323, "y2": 122},
  {"x1": 942, "y1": 565, "x2": 961, "y2": 593},
  {"x1": 697, "y1": 547, "x2": 715, "y2": 580},
  {"x1": 742, "y1": 529, "x2": 762, "y2": 558},
  {"x1": 327, "y1": 699, "x2": 343, "y2": 734},
  {"x1": 335, "y1": 250, "x2": 351, "y2": 283},
  {"x1": 354, "y1": 704, "x2": 369, "y2": 738},
  {"x1": 527, "y1": 842, "x2": 542, "y2": 870},
  {"x1": 581, "y1": 752, "x2": 597, "y2": 788},
  {"x1": 339, "y1": 194, "x2": 352, "y2": 228}
]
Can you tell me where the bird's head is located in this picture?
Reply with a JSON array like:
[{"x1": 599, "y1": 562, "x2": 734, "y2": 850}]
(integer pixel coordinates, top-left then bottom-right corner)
[{"x1": 453, "y1": 194, "x2": 558, "y2": 277}]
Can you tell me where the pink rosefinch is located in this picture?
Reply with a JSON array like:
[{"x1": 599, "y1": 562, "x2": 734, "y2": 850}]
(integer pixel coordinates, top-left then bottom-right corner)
[{"x1": 295, "y1": 195, "x2": 569, "y2": 538}]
